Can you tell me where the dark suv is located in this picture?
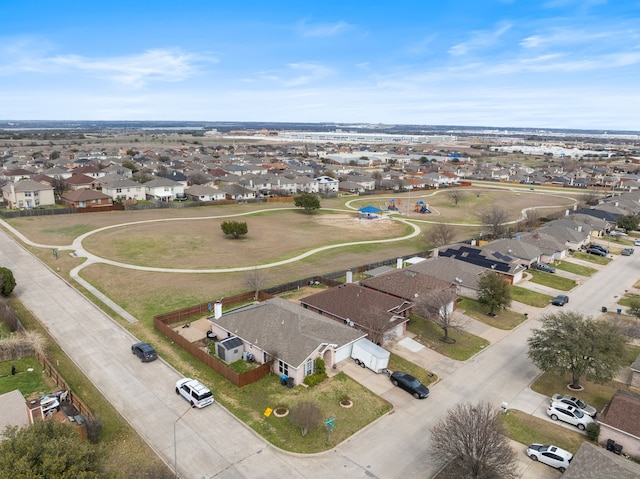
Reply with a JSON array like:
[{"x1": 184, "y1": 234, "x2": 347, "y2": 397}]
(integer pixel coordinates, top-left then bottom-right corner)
[
  {"x1": 535, "y1": 263, "x2": 556, "y2": 273},
  {"x1": 551, "y1": 295, "x2": 569, "y2": 306},
  {"x1": 586, "y1": 248, "x2": 607, "y2": 257},
  {"x1": 588, "y1": 244, "x2": 608, "y2": 254},
  {"x1": 131, "y1": 342, "x2": 158, "y2": 362}
]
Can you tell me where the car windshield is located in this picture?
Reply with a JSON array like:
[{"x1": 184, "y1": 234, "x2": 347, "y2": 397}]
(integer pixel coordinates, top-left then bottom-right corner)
[
  {"x1": 573, "y1": 408, "x2": 584, "y2": 418},
  {"x1": 409, "y1": 379, "x2": 421, "y2": 388},
  {"x1": 574, "y1": 398, "x2": 587, "y2": 409}
]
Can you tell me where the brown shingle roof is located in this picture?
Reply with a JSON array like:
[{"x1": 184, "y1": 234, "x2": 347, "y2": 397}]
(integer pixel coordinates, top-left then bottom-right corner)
[
  {"x1": 599, "y1": 389, "x2": 640, "y2": 437},
  {"x1": 361, "y1": 269, "x2": 454, "y2": 301}
]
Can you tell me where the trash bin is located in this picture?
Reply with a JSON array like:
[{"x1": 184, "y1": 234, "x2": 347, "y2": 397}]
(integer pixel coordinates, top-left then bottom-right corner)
[
  {"x1": 606, "y1": 439, "x2": 616, "y2": 451},
  {"x1": 614, "y1": 444, "x2": 623, "y2": 455},
  {"x1": 601, "y1": 306, "x2": 608, "y2": 313},
  {"x1": 280, "y1": 375, "x2": 288, "y2": 386},
  {"x1": 286, "y1": 377, "x2": 294, "y2": 388},
  {"x1": 617, "y1": 307, "x2": 622, "y2": 314}
]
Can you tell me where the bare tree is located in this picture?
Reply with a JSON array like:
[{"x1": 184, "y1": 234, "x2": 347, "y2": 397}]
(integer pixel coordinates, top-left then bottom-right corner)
[
  {"x1": 430, "y1": 401, "x2": 518, "y2": 479},
  {"x1": 425, "y1": 223, "x2": 455, "y2": 247},
  {"x1": 520, "y1": 208, "x2": 539, "y2": 231},
  {"x1": 480, "y1": 206, "x2": 509, "y2": 239},
  {"x1": 447, "y1": 190, "x2": 465, "y2": 206},
  {"x1": 289, "y1": 401, "x2": 323, "y2": 436},
  {"x1": 414, "y1": 288, "x2": 465, "y2": 343},
  {"x1": 356, "y1": 307, "x2": 395, "y2": 345},
  {"x1": 244, "y1": 267, "x2": 267, "y2": 300},
  {"x1": 188, "y1": 171, "x2": 211, "y2": 185},
  {"x1": 579, "y1": 191, "x2": 602, "y2": 207}
]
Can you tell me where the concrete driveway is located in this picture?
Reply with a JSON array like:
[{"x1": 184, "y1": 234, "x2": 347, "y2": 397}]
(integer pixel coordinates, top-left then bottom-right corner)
[{"x1": 2, "y1": 225, "x2": 638, "y2": 479}]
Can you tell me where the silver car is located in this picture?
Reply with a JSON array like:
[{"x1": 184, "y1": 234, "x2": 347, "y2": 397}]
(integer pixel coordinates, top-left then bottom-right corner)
[{"x1": 551, "y1": 393, "x2": 597, "y2": 418}]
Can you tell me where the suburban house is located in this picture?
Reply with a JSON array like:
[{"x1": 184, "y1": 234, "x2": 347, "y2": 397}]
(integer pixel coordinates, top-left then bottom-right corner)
[
  {"x1": 1, "y1": 179, "x2": 55, "y2": 209},
  {"x1": 64, "y1": 173, "x2": 102, "y2": 191},
  {"x1": 101, "y1": 178, "x2": 146, "y2": 202},
  {"x1": 299, "y1": 283, "x2": 412, "y2": 345},
  {"x1": 562, "y1": 442, "x2": 640, "y2": 479},
  {"x1": 60, "y1": 189, "x2": 113, "y2": 209},
  {"x1": 516, "y1": 231, "x2": 568, "y2": 263},
  {"x1": 360, "y1": 268, "x2": 455, "y2": 305},
  {"x1": 315, "y1": 175, "x2": 340, "y2": 193},
  {"x1": 535, "y1": 221, "x2": 590, "y2": 252},
  {"x1": 480, "y1": 238, "x2": 543, "y2": 268},
  {"x1": 208, "y1": 297, "x2": 365, "y2": 385},
  {"x1": 436, "y1": 244, "x2": 526, "y2": 284},
  {"x1": 597, "y1": 389, "x2": 640, "y2": 459},
  {"x1": 184, "y1": 184, "x2": 226, "y2": 201},
  {"x1": 0, "y1": 168, "x2": 36, "y2": 183},
  {"x1": 406, "y1": 256, "x2": 486, "y2": 299},
  {"x1": 144, "y1": 177, "x2": 185, "y2": 202}
]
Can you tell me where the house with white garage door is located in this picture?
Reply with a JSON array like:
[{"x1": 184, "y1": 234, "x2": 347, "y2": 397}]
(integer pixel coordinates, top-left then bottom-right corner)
[{"x1": 208, "y1": 297, "x2": 365, "y2": 386}]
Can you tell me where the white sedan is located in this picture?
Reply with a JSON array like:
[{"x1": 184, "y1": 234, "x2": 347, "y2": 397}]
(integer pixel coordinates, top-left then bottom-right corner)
[
  {"x1": 526, "y1": 444, "x2": 573, "y2": 472},
  {"x1": 547, "y1": 401, "x2": 594, "y2": 430}
]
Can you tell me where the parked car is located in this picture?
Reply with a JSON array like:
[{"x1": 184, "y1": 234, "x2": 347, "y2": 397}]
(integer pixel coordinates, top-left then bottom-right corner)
[
  {"x1": 634, "y1": 239, "x2": 640, "y2": 247},
  {"x1": 526, "y1": 444, "x2": 573, "y2": 472},
  {"x1": 176, "y1": 378, "x2": 214, "y2": 408},
  {"x1": 588, "y1": 243, "x2": 608, "y2": 253},
  {"x1": 551, "y1": 295, "x2": 569, "y2": 306},
  {"x1": 551, "y1": 393, "x2": 597, "y2": 418},
  {"x1": 390, "y1": 371, "x2": 429, "y2": 399},
  {"x1": 621, "y1": 247, "x2": 634, "y2": 256},
  {"x1": 131, "y1": 342, "x2": 158, "y2": 362},
  {"x1": 535, "y1": 263, "x2": 556, "y2": 273},
  {"x1": 546, "y1": 401, "x2": 594, "y2": 430},
  {"x1": 586, "y1": 247, "x2": 607, "y2": 257}
]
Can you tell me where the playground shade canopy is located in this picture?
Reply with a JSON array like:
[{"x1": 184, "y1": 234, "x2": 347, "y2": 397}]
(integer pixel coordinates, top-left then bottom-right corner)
[{"x1": 359, "y1": 206, "x2": 383, "y2": 213}]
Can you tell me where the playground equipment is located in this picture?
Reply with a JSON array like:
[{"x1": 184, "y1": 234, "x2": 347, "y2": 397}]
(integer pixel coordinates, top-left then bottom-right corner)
[
  {"x1": 414, "y1": 200, "x2": 431, "y2": 214},
  {"x1": 386, "y1": 199, "x2": 399, "y2": 211}
]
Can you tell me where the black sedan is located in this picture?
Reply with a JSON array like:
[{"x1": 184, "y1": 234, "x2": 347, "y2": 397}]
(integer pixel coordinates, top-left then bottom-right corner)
[
  {"x1": 131, "y1": 342, "x2": 158, "y2": 362},
  {"x1": 390, "y1": 371, "x2": 429, "y2": 399}
]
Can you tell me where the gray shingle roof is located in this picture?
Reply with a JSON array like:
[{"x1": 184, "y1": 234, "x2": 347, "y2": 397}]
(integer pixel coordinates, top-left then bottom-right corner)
[
  {"x1": 212, "y1": 297, "x2": 364, "y2": 368},
  {"x1": 562, "y1": 442, "x2": 640, "y2": 479}
]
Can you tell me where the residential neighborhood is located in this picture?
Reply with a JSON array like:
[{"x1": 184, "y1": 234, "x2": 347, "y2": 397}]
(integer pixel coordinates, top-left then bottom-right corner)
[{"x1": 2, "y1": 126, "x2": 640, "y2": 479}]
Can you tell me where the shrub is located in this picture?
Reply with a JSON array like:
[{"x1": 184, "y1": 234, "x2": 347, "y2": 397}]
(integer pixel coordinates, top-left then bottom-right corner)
[
  {"x1": 586, "y1": 422, "x2": 600, "y2": 442},
  {"x1": 303, "y1": 372, "x2": 327, "y2": 387},
  {"x1": 314, "y1": 357, "x2": 326, "y2": 375}
]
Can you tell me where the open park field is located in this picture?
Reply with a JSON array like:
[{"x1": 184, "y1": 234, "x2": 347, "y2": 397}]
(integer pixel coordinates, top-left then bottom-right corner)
[{"x1": 5, "y1": 187, "x2": 577, "y2": 323}]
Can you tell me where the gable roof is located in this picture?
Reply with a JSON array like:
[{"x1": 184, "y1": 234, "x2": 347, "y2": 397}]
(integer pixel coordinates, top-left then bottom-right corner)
[
  {"x1": 438, "y1": 244, "x2": 525, "y2": 274},
  {"x1": 361, "y1": 268, "x2": 453, "y2": 301},
  {"x1": 61, "y1": 189, "x2": 112, "y2": 202},
  {"x1": 480, "y1": 238, "x2": 542, "y2": 262},
  {"x1": 300, "y1": 283, "x2": 412, "y2": 329},
  {"x1": 599, "y1": 389, "x2": 640, "y2": 438},
  {"x1": 2, "y1": 179, "x2": 54, "y2": 192},
  {"x1": 407, "y1": 256, "x2": 485, "y2": 289},
  {"x1": 562, "y1": 441, "x2": 640, "y2": 479},
  {"x1": 212, "y1": 297, "x2": 364, "y2": 368}
]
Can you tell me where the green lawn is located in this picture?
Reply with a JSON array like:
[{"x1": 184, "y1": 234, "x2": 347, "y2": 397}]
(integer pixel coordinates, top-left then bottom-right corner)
[
  {"x1": 618, "y1": 292, "x2": 640, "y2": 308},
  {"x1": 552, "y1": 261, "x2": 597, "y2": 276},
  {"x1": 456, "y1": 298, "x2": 526, "y2": 330},
  {"x1": 570, "y1": 251, "x2": 612, "y2": 265},
  {"x1": 229, "y1": 372, "x2": 392, "y2": 453},
  {"x1": 511, "y1": 286, "x2": 554, "y2": 307},
  {"x1": 527, "y1": 270, "x2": 576, "y2": 291},
  {"x1": 498, "y1": 409, "x2": 585, "y2": 453},
  {"x1": 406, "y1": 314, "x2": 489, "y2": 361},
  {"x1": 0, "y1": 357, "x2": 54, "y2": 397},
  {"x1": 388, "y1": 353, "x2": 437, "y2": 386}
]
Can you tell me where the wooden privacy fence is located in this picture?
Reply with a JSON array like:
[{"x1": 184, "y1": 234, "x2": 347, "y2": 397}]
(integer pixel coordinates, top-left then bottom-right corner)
[
  {"x1": 35, "y1": 352, "x2": 94, "y2": 420},
  {"x1": 154, "y1": 291, "x2": 273, "y2": 387},
  {"x1": 155, "y1": 319, "x2": 270, "y2": 387}
]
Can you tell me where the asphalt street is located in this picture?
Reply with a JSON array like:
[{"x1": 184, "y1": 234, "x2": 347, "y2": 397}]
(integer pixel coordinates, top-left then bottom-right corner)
[{"x1": 1, "y1": 224, "x2": 638, "y2": 479}]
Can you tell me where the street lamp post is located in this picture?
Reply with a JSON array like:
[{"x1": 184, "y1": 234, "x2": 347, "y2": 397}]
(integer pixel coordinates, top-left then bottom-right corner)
[{"x1": 174, "y1": 405, "x2": 192, "y2": 479}]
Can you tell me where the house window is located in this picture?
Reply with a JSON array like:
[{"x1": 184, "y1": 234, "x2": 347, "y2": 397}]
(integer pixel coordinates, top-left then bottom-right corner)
[
  {"x1": 34, "y1": 191, "x2": 39, "y2": 197},
  {"x1": 116, "y1": 188, "x2": 122, "y2": 194},
  {"x1": 305, "y1": 359, "x2": 313, "y2": 376},
  {"x1": 24, "y1": 192, "x2": 32, "y2": 197},
  {"x1": 278, "y1": 360, "x2": 289, "y2": 376}
]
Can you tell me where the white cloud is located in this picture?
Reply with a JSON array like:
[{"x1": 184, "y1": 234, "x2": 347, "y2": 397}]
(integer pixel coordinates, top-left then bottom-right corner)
[
  {"x1": 449, "y1": 22, "x2": 512, "y2": 56},
  {"x1": 297, "y1": 20, "x2": 352, "y2": 37},
  {"x1": 282, "y1": 62, "x2": 332, "y2": 87}
]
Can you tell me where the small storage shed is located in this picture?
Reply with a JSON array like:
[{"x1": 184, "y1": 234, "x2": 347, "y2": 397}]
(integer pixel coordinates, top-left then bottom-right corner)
[{"x1": 216, "y1": 336, "x2": 244, "y2": 363}]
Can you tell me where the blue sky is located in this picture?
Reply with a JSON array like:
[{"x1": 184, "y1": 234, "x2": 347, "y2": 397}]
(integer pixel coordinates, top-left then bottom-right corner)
[{"x1": 2, "y1": 1, "x2": 639, "y2": 130}]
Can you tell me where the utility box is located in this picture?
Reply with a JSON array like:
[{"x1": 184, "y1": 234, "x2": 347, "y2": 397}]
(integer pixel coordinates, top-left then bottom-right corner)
[{"x1": 350, "y1": 339, "x2": 390, "y2": 373}]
